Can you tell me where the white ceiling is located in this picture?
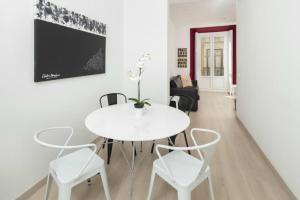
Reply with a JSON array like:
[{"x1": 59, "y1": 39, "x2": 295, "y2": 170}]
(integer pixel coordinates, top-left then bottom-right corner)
[{"x1": 169, "y1": 0, "x2": 236, "y2": 26}]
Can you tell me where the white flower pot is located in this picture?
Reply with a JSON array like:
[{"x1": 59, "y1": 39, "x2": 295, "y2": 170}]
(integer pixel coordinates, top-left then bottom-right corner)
[{"x1": 134, "y1": 107, "x2": 144, "y2": 118}]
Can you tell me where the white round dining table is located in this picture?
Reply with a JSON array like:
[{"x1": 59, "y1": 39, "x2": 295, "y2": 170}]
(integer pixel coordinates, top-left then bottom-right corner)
[
  {"x1": 85, "y1": 103, "x2": 190, "y2": 200},
  {"x1": 85, "y1": 103, "x2": 190, "y2": 142}
]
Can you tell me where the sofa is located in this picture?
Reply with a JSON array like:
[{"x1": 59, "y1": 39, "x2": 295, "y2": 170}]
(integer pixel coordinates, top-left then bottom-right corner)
[{"x1": 170, "y1": 75, "x2": 199, "y2": 111}]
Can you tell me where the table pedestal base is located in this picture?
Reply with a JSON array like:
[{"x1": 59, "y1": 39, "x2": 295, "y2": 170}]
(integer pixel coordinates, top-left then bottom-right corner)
[{"x1": 118, "y1": 142, "x2": 137, "y2": 200}]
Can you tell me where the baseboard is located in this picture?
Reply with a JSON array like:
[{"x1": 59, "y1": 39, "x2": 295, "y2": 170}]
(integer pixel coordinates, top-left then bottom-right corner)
[
  {"x1": 16, "y1": 137, "x2": 102, "y2": 200},
  {"x1": 235, "y1": 116, "x2": 297, "y2": 200}
]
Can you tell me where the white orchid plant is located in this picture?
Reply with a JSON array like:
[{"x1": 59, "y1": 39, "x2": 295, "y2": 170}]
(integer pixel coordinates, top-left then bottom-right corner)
[{"x1": 128, "y1": 53, "x2": 151, "y2": 108}]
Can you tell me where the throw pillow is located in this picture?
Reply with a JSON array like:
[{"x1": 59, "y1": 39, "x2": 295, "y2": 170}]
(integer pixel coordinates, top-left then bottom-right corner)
[
  {"x1": 174, "y1": 75, "x2": 183, "y2": 88},
  {"x1": 181, "y1": 75, "x2": 193, "y2": 88}
]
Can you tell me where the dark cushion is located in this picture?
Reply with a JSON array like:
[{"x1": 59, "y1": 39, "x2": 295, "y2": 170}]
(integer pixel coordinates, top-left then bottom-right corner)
[
  {"x1": 170, "y1": 79, "x2": 177, "y2": 88},
  {"x1": 192, "y1": 80, "x2": 198, "y2": 87}
]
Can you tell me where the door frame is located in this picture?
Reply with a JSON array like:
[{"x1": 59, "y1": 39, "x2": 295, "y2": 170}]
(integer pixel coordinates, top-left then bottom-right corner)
[
  {"x1": 190, "y1": 25, "x2": 237, "y2": 84},
  {"x1": 196, "y1": 32, "x2": 229, "y2": 92}
]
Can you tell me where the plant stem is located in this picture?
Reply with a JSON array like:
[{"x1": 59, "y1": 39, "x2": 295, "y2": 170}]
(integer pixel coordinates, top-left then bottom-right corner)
[{"x1": 138, "y1": 68, "x2": 141, "y2": 101}]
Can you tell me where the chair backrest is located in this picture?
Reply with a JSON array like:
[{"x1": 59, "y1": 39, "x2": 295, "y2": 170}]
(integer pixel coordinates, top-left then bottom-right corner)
[
  {"x1": 156, "y1": 128, "x2": 221, "y2": 182},
  {"x1": 99, "y1": 93, "x2": 127, "y2": 108},
  {"x1": 33, "y1": 127, "x2": 97, "y2": 181},
  {"x1": 170, "y1": 95, "x2": 194, "y2": 115},
  {"x1": 190, "y1": 129, "x2": 221, "y2": 175}
]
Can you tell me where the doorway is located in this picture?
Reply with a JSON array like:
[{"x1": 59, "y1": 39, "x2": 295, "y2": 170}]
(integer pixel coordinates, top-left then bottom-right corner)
[
  {"x1": 196, "y1": 31, "x2": 231, "y2": 91},
  {"x1": 190, "y1": 25, "x2": 237, "y2": 89}
]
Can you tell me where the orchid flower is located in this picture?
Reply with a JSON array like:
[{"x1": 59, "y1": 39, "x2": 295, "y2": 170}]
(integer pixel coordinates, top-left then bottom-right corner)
[
  {"x1": 128, "y1": 70, "x2": 140, "y2": 81},
  {"x1": 128, "y1": 53, "x2": 151, "y2": 102}
]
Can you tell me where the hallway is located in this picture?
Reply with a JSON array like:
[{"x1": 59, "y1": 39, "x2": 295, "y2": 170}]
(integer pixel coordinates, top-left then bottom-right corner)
[{"x1": 26, "y1": 92, "x2": 295, "y2": 200}]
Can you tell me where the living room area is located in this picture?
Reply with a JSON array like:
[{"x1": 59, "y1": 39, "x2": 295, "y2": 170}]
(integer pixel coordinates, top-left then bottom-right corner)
[{"x1": 168, "y1": 0, "x2": 237, "y2": 114}]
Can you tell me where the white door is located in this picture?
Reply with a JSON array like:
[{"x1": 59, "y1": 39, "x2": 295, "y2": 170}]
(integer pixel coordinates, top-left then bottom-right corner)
[{"x1": 196, "y1": 32, "x2": 229, "y2": 91}]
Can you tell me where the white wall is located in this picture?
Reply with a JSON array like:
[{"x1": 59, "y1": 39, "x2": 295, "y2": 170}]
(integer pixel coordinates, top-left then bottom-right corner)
[
  {"x1": 237, "y1": 0, "x2": 300, "y2": 198},
  {"x1": 123, "y1": 0, "x2": 169, "y2": 104},
  {"x1": 0, "y1": 0, "x2": 124, "y2": 199},
  {"x1": 168, "y1": 13, "x2": 177, "y2": 78}
]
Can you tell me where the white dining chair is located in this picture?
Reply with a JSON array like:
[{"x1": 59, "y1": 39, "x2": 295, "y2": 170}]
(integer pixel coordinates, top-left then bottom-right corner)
[
  {"x1": 34, "y1": 127, "x2": 111, "y2": 200},
  {"x1": 147, "y1": 128, "x2": 221, "y2": 200}
]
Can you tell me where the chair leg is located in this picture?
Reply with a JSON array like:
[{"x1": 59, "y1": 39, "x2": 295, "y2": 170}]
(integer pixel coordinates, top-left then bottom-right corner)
[
  {"x1": 102, "y1": 138, "x2": 107, "y2": 149},
  {"x1": 183, "y1": 131, "x2": 191, "y2": 155},
  {"x1": 87, "y1": 178, "x2": 92, "y2": 185},
  {"x1": 100, "y1": 167, "x2": 111, "y2": 200},
  {"x1": 234, "y1": 99, "x2": 237, "y2": 111},
  {"x1": 168, "y1": 135, "x2": 177, "y2": 152},
  {"x1": 169, "y1": 135, "x2": 177, "y2": 146},
  {"x1": 177, "y1": 188, "x2": 191, "y2": 200},
  {"x1": 150, "y1": 141, "x2": 155, "y2": 154},
  {"x1": 131, "y1": 142, "x2": 137, "y2": 156},
  {"x1": 140, "y1": 141, "x2": 143, "y2": 152},
  {"x1": 147, "y1": 168, "x2": 156, "y2": 200},
  {"x1": 44, "y1": 173, "x2": 52, "y2": 200},
  {"x1": 107, "y1": 139, "x2": 113, "y2": 164},
  {"x1": 208, "y1": 174, "x2": 215, "y2": 200},
  {"x1": 58, "y1": 184, "x2": 71, "y2": 200}
]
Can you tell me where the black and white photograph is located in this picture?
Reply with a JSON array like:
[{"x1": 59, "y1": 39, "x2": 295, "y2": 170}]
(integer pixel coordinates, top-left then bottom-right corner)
[
  {"x1": 34, "y1": 0, "x2": 106, "y2": 82},
  {"x1": 34, "y1": 0, "x2": 106, "y2": 35}
]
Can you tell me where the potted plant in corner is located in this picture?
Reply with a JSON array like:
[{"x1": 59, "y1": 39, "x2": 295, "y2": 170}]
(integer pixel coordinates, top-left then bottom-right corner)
[{"x1": 128, "y1": 53, "x2": 151, "y2": 117}]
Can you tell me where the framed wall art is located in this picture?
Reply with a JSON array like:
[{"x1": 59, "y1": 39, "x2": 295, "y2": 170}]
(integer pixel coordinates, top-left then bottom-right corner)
[
  {"x1": 178, "y1": 48, "x2": 187, "y2": 68},
  {"x1": 34, "y1": 0, "x2": 107, "y2": 82}
]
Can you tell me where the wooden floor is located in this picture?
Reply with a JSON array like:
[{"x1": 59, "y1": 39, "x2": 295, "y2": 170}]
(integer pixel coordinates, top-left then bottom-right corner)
[{"x1": 27, "y1": 92, "x2": 296, "y2": 200}]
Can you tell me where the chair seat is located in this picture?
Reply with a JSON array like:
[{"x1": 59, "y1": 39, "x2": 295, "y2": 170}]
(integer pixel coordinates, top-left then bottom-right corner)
[
  {"x1": 50, "y1": 148, "x2": 104, "y2": 183},
  {"x1": 154, "y1": 150, "x2": 207, "y2": 187}
]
